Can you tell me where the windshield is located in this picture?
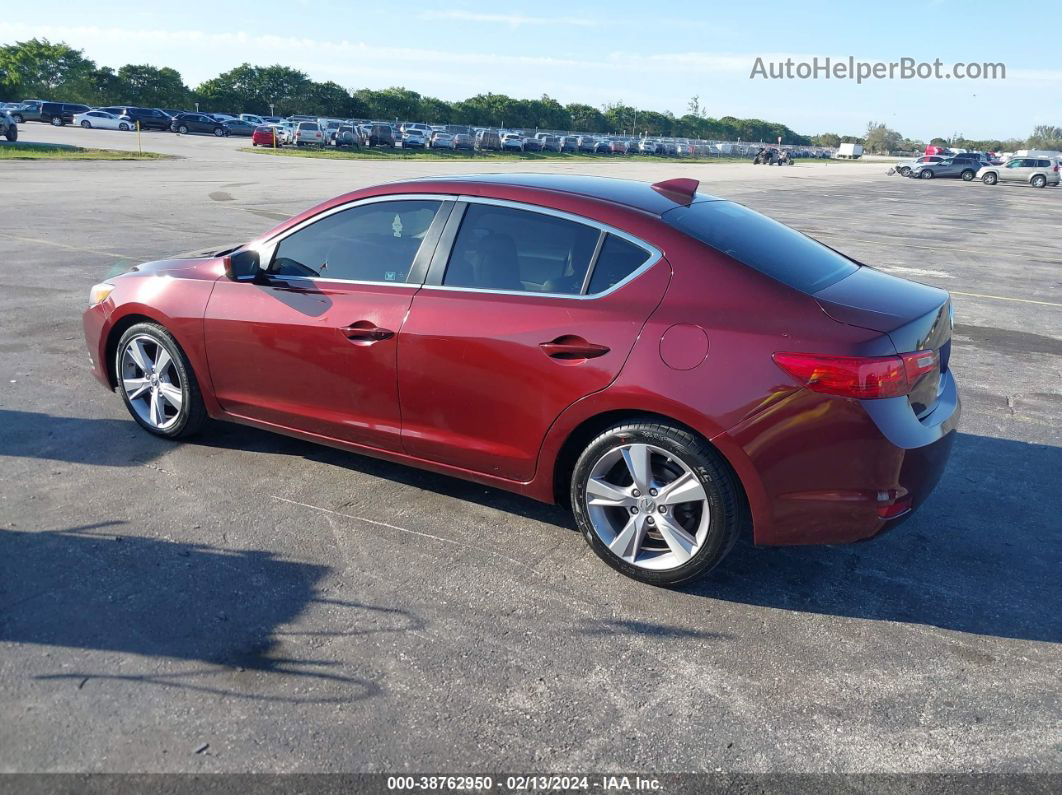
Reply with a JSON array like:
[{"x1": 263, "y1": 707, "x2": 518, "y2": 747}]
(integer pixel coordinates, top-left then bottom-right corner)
[{"x1": 662, "y1": 200, "x2": 859, "y2": 294}]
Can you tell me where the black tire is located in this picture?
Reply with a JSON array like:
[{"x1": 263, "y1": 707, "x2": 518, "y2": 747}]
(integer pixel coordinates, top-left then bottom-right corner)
[
  {"x1": 570, "y1": 419, "x2": 742, "y2": 586},
  {"x1": 81, "y1": 120, "x2": 91, "y2": 128},
  {"x1": 119, "y1": 122, "x2": 129, "y2": 131},
  {"x1": 213, "y1": 127, "x2": 225, "y2": 137},
  {"x1": 920, "y1": 169, "x2": 934, "y2": 179},
  {"x1": 12, "y1": 114, "x2": 23, "y2": 123},
  {"x1": 115, "y1": 322, "x2": 207, "y2": 440},
  {"x1": 961, "y1": 169, "x2": 975, "y2": 181},
  {"x1": 5, "y1": 125, "x2": 15, "y2": 142},
  {"x1": 1031, "y1": 175, "x2": 1047, "y2": 188},
  {"x1": 51, "y1": 116, "x2": 64, "y2": 126},
  {"x1": 983, "y1": 172, "x2": 998, "y2": 185},
  {"x1": 178, "y1": 124, "x2": 188, "y2": 134}
]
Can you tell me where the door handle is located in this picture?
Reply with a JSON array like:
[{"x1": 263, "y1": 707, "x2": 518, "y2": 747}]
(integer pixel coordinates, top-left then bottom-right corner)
[
  {"x1": 342, "y1": 321, "x2": 394, "y2": 343},
  {"x1": 539, "y1": 335, "x2": 610, "y2": 360}
]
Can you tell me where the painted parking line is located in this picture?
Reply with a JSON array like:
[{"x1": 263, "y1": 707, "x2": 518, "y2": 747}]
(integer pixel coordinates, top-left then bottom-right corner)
[{"x1": 951, "y1": 291, "x2": 1062, "y2": 308}]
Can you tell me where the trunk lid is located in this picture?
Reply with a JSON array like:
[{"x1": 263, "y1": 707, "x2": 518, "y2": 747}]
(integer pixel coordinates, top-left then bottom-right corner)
[{"x1": 814, "y1": 266, "x2": 952, "y2": 417}]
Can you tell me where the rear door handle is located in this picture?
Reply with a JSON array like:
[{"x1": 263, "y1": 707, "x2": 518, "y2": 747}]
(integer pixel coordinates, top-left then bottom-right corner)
[
  {"x1": 342, "y1": 321, "x2": 394, "y2": 343},
  {"x1": 539, "y1": 335, "x2": 610, "y2": 360}
]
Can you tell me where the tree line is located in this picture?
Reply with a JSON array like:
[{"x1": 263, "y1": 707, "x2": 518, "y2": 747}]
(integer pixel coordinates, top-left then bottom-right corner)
[
  {"x1": 810, "y1": 122, "x2": 1061, "y2": 155},
  {"x1": 0, "y1": 38, "x2": 809, "y2": 142}
]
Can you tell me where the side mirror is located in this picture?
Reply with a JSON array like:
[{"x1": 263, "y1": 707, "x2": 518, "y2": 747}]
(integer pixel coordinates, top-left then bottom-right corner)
[{"x1": 223, "y1": 249, "x2": 261, "y2": 282}]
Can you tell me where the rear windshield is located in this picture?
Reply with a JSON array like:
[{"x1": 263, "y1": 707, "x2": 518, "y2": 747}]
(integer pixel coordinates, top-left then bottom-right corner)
[{"x1": 663, "y1": 200, "x2": 858, "y2": 294}]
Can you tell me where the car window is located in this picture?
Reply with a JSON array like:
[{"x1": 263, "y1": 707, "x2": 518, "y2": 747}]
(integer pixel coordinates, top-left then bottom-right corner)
[
  {"x1": 271, "y1": 200, "x2": 441, "y2": 283},
  {"x1": 587, "y1": 234, "x2": 651, "y2": 294},
  {"x1": 663, "y1": 200, "x2": 859, "y2": 294},
  {"x1": 1036, "y1": 159, "x2": 1050, "y2": 168},
  {"x1": 443, "y1": 204, "x2": 600, "y2": 295}
]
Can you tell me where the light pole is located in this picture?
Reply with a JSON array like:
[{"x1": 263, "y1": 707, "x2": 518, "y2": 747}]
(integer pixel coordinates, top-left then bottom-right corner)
[{"x1": 270, "y1": 103, "x2": 275, "y2": 116}]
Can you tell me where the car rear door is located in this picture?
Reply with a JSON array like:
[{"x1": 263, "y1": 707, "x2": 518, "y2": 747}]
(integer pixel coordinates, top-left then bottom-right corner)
[
  {"x1": 204, "y1": 196, "x2": 452, "y2": 452},
  {"x1": 396, "y1": 198, "x2": 670, "y2": 481}
]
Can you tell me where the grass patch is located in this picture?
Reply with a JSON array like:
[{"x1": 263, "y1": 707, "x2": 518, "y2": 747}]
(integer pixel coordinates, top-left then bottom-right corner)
[
  {"x1": 0, "y1": 142, "x2": 170, "y2": 160},
  {"x1": 240, "y1": 146, "x2": 761, "y2": 165}
]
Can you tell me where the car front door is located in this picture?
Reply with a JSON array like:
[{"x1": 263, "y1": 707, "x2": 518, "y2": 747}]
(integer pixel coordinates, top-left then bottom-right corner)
[
  {"x1": 203, "y1": 197, "x2": 452, "y2": 452},
  {"x1": 1002, "y1": 159, "x2": 1028, "y2": 182},
  {"x1": 397, "y1": 199, "x2": 671, "y2": 481}
]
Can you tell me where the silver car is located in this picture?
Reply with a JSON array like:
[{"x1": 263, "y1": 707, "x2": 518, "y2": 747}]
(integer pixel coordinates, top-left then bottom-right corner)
[
  {"x1": 909, "y1": 158, "x2": 981, "y2": 181},
  {"x1": 893, "y1": 154, "x2": 947, "y2": 177},
  {"x1": 976, "y1": 157, "x2": 1060, "y2": 188}
]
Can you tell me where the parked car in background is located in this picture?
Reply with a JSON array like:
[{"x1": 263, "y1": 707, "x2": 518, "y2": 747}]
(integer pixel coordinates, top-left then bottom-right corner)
[
  {"x1": 522, "y1": 136, "x2": 543, "y2": 152},
  {"x1": 561, "y1": 135, "x2": 579, "y2": 153},
  {"x1": 577, "y1": 135, "x2": 597, "y2": 153},
  {"x1": 74, "y1": 110, "x2": 135, "y2": 131},
  {"x1": 366, "y1": 123, "x2": 395, "y2": 147},
  {"x1": 501, "y1": 133, "x2": 525, "y2": 151},
  {"x1": 222, "y1": 119, "x2": 257, "y2": 137},
  {"x1": 893, "y1": 155, "x2": 947, "y2": 177},
  {"x1": 6, "y1": 100, "x2": 45, "y2": 123},
  {"x1": 909, "y1": 158, "x2": 980, "y2": 181},
  {"x1": 402, "y1": 129, "x2": 428, "y2": 148},
  {"x1": 430, "y1": 132, "x2": 455, "y2": 149},
  {"x1": 208, "y1": 113, "x2": 238, "y2": 122},
  {"x1": 452, "y1": 133, "x2": 474, "y2": 150},
  {"x1": 476, "y1": 130, "x2": 502, "y2": 151},
  {"x1": 608, "y1": 140, "x2": 628, "y2": 155},
  {"x1": 638, "y1": 140, "x2": 658, "y2": 154},
  {"x1": 293, "y1": 121, "x2": 326, "y2": 147},
  {"x1": 333, "y1": 125, "x2": 359, "y2": 147},
  {"x1": 170, "y1": 112, "x2": 229, "y2": 137},
  {"x1": 36, "y1": 102, "x2": 91, "y2": 126},
  {"x1": 251, "y1": 125, "x2": 279, "y2": 147},
  {"x1": 1, "y1": 110, "x2": 17, "y2": 141},
  {"x1": 240, "y1": 113, "x2": 267, "y2": 126},
  {"x1": 97, "y1": 107, "x2": 172, "y2": 130},
  {"x1": 540, "y1": 135, "x2": 562, "y2": 152},
  {"x1": 84, "y1": 174, "x2": 959, "y2": 586},
  {"x1": 977, "y1": 157, "x2": 1060, "y2": 188}
]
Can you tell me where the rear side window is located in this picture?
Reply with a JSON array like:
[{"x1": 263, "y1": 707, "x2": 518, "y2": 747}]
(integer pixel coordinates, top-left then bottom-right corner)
[
  {"x1": 588, "y1": 235, "x2": 650, "y2": 294},
  {"x1": 443, "y1": 204, "x2": 599, "y2": 294},
  {"x1": 271, "y1": 200, "x2": 441, "y2": 283},
  {"x1": 662, "y1": 200, "x2": 858, "y2": 294}
]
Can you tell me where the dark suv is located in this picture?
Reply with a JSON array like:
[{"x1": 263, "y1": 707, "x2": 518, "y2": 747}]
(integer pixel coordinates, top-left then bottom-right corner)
[
  {"x1": 98, "y1": 107, "x2": 172, "y2": 131},
  {"x1": 170, "y1": 112, "x2": 229, "y2": 136},
  {"x1": 18, "y1": 101, "x2": 90, "y2": 126}
]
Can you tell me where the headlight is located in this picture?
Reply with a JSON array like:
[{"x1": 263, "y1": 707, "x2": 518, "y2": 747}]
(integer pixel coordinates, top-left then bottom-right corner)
[{"x1": 89, "y1": 282, "x2": 115, "y2": 306}]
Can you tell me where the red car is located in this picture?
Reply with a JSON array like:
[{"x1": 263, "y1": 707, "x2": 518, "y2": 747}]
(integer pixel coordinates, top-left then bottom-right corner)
[
  {"x1": 83, "y1": 175, "x2": 959, "y2": 585},
  {"x1": 250, "y1": 125, "x2": 278, "y2": 147}
]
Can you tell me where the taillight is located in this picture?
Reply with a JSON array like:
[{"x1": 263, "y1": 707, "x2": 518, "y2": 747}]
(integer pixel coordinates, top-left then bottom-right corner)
[{"x1": 772, "y1": 350, "x2": 938, "y2": 399}]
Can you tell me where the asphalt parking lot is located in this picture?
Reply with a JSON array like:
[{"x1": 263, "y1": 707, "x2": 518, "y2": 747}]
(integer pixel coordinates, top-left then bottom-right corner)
[{"x1": 1, "y1": 126, "x2": 1060, "y2": 774}]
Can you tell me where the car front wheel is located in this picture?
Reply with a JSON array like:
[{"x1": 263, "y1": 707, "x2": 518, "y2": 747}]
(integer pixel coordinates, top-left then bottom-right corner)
[
  {"x1": 178, "y1": 125, "x2": 189, "y2": 134},
  {"x1": 571, "y1": 420, "x2": 742, "y2": 586},
  {"x1": 116, "y1": 323, "x2": 207, "y2": 439},
  {"x1": 920, "y1": 169, "x2": 934, "y2": 179},
  {"x1": 213, "y1": 127, "x2": 225, "y2": 137},
  {"x1": 81, "y1": 121, "x2": 91, "y2": 128},
  {"x1": 119, "y1": 123, "x2": 129, "y2": 131},
  {"x1": 51, "y1": 117, "x2": 64, "y2": 126},
  {"x1": 899, "y1": 167, "x2": 911, "y2": 176},
  {"x1": 982, "y1": 172, "x2": 998, "y2": 185},
  {"x1": 961, "y1": 169, "x2": 975, "y2": 181}
]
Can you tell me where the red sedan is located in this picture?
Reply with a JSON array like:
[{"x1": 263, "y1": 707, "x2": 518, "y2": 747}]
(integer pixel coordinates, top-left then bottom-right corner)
[
  {"x1": 83, "y1": 175, "x2": 959, "y2": 585},
  {"x1": 250, "y1": 125, "x2": 278, "y2": 147}
]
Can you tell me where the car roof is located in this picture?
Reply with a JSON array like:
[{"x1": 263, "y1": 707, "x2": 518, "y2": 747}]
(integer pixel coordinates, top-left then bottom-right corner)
[{"x1": 393, "y1": 174, "x2": 722, "y2": 215}]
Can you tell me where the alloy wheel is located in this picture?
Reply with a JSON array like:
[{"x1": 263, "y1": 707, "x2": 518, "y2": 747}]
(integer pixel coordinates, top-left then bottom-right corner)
[
  {"x1": 584, "y1": 443, "x2": 710, "y2": 571},
  {"x1": 119, "y1": 335, "x2": 184, "y2": 430}
]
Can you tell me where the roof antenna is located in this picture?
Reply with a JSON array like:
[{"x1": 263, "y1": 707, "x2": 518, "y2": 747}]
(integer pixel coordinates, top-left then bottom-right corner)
[{"x1": 651, "y1": 177, "x2": 699, "y2": 205}]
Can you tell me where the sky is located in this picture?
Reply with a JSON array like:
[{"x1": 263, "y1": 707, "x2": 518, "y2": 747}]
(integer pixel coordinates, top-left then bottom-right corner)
[{"x1": 2, "y1": 0, "x2": 1059, "y2": 140}]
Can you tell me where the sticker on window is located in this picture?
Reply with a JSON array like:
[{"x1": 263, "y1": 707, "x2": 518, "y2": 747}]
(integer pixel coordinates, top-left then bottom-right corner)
[
  {"x1": 392, "y1": 215, "x2": 403, "y2": 237},
  {"x1": 384, "y1": 271, "x2": 397, "y2": 281}
]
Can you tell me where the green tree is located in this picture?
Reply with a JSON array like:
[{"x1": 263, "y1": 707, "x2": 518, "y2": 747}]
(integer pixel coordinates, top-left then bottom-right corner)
[
  {"x1": 304, "y1": 80, "x2": 351, "y2": 117},
  {"x1": 1027, "y1": 124, "x2": 1062, "y2": 151},
  {"x1": 196, "y1": 63, "x2": 312, "y2": 115},
  {"x1": 565, "y1": 103, "x2": 606, "y2": 132},
  {"x1": 0, "y1": 38, "x2": 97, "y2": 101},
  {"x1": 117, "y1": 65, "x2": 190, "y2": 108},
  {"x1": 812, "y1": 133, "x2": 841, "y2": 147},
  {"x1": 864, "y1": 121, "x2": 903, "y2": 154}
]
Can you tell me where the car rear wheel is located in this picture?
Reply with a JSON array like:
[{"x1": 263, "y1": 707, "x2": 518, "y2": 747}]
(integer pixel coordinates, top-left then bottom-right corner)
[
  {"x1": 116, "y1": 323, "x2": 207, "y2": 440},
  {"x1": 5, "y1": 125, "x2": 15, "y2": 142},
  {"x1": 1031, "y1": 175, "x2": 1047, "y2": 188},
  {"x1": 920, "y1": 169, "x2": 934, "y2": 179},
  {"x1": 982, "y1": 172, "x2": 998, "y2": 185},
  {"x1": 213, "y1": 127, "x2": 225, "y2": 137},
  {"x1": 119, "y1": 122, "x2": 130, "y2": 131},
  {"x1": 81, "y1": 121, "x2": 91, "y2": 128},
  {"x1": 961, "y1": 169, "x2": 975, "y2": 181},
  {"x1": 12, "y1": 114, "x2": 23, "y2": 123},
  {"x1": 50, "y1": 117, "x2": 64, "y2": 126},
  {"x1": 899, "y1": 167, "x2": 911, "y2": 176},
  {"x1": 178, "y1": 124, "x2": 188, "y2": 134},
  {"x1": 571, "y1": 420, "x2": 742, "y2": 586}
]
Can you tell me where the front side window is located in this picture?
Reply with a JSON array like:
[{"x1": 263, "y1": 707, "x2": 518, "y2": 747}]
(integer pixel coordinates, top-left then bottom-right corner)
[
  {"x1": 443, "y1": 204, "x2": 599, "y2": 294},
  {"x1": 271, "y1": 200, "x2": 441, "y2": 283}
]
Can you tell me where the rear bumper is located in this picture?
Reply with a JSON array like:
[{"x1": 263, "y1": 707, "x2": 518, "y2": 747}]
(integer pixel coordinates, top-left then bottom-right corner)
[{"x1": 723, "y1": 373, "x2": 960, "y2": 546}]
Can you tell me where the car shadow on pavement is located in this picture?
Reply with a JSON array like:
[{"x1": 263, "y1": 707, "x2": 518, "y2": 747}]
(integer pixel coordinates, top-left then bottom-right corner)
[
  {"x1": 0, "y1": 408, "x2": 174, "y2": 467},
  {"x1": 685, "y1": 432, "x2": 1062, "y2": 645},
  {"x1": 0, "y1": 522, "x2": 419, "y2": 703}
]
